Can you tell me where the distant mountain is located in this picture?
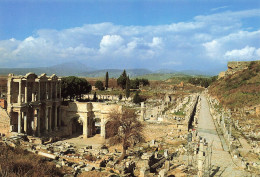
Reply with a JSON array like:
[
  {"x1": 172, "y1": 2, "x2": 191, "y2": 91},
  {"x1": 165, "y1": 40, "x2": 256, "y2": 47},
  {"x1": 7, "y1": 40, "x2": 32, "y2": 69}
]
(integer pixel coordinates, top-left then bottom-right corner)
[
  {"x1": 80, "y1": 68, "x2": 153, "y2": 78},
  {"x1": 0, "y1": 61, "x2": 217, "y2": 78},
  {"x1": 0, "y1": 61, "x2": 95, "y2": 76},
  {"x1": 154, "y1": 69, "x2": 176, "y2": 74},
  {"x1": 47, "y1": 61, "x2": 95, "y2": 76}
]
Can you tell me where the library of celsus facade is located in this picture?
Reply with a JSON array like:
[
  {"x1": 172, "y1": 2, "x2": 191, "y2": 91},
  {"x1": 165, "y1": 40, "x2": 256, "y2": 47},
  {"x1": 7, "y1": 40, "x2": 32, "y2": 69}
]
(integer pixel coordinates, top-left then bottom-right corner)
[{"x1": 7, "y1": 73, "x2": 62, "y2": 136}]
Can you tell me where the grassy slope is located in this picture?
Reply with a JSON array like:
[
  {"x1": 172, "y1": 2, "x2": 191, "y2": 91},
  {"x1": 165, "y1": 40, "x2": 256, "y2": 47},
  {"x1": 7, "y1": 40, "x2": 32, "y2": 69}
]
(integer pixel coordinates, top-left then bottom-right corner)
[
  {"x1": 0, "y1": 142, "x2": 66, "y2": 176},
  {"x1": 209, "y1": 61, "x2": 260, "y2": 108}
]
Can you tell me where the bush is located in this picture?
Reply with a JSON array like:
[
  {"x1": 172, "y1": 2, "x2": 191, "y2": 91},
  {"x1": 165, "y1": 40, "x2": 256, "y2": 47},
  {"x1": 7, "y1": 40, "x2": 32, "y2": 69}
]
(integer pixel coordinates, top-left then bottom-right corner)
[
  {"x1": 118, "y1": 94, "x2": 122, "y2": 100},
  {"x1": 95, "y1": 80, "x2": 104, "y2": 91},
  {"x1": 133, "y1": 92, "x2": 141, "y2": 104}
]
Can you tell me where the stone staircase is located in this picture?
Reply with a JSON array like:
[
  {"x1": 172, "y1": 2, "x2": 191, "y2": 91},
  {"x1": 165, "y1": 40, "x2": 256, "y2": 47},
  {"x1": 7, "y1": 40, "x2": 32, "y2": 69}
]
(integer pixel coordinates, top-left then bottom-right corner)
[{"x1": 0, "y1": 107, "x2": 10, "y2": 135}]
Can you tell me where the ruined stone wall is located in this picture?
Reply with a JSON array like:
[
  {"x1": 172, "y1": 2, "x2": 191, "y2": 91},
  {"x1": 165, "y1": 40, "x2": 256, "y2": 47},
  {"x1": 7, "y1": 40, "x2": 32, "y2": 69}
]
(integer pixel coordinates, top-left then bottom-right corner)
[
  {"x1": 0, "y1": 107, "x2": 10, "y2": 135},
  {"x1": 0, "y1": 99, "x2": 7, "y2": 109},
  {"x1": 219, "y1": 60, "x2": 260, "y2": 79},
  {"x1": 64, "y1": 101, "x2": 122, "y2": 123}
]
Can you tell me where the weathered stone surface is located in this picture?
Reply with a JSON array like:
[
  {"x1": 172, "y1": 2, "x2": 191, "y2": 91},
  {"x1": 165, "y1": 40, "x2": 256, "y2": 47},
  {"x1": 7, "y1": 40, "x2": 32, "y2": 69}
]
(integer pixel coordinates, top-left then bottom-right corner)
[{"x1": 84, "y1": 166, "x2": 94, "y2": 172}]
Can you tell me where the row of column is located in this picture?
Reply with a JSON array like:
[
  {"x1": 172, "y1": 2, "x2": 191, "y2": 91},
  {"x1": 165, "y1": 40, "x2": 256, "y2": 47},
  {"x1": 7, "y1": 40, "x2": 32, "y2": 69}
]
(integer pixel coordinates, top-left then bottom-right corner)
[
  {"x1": 18, "y1": 79, "x2": 61, "y2": 104},
  {"x1": 17, "y1": 105, "x2": 61, "y2": 136}
]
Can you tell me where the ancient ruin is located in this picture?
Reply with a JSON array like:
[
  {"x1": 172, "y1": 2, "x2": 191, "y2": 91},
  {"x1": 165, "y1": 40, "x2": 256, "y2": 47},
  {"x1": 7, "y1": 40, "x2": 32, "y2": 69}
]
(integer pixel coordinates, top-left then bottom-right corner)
[
  {"x1": 6, "y1": 73, "x2": 62, "y2": 136},
  {"x1": 0, "y1": 67, "x2": 259, "y2": 176}
]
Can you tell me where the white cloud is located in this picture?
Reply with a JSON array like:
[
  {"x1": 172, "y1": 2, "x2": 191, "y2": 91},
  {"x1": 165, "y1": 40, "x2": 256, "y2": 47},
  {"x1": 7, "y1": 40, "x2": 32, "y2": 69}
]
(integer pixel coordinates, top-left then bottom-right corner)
[
  {"x1": 211, "y1": 6, "x2": 228, "y2": 12},
  {"x1": 224, "y1": 46, "x2": 260, "y2": 61},
  {"x1": 0, "y1": 9, "x2": 260, "y2": 70},
  {"x1": 203, "y1": 30, "x2": 260, "y2": 62},
  {"x1": 99, "y1": 35, "x2": 124, "y2": 53},
  {"x1": 203, "y1": 40, "x2": 221, "y2": 58},
  {"x1": 162, "y1": 61, "x2": 181, "y2": 66}
]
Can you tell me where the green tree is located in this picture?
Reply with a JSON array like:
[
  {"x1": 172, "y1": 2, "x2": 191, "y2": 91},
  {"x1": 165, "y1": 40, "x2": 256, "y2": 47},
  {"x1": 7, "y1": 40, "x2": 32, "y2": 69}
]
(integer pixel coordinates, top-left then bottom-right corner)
[
  {"x1": 139, "y1": 78, "x2": 149, "y2": 86},
  {"x1": 95, "y1": 80, "x2": 104, "y2": 91},
  {"x1": 130, "y1": 78, "x2": 150, "y2": 89},
  {"x1": 117, "y1": 70, "x2": 127, "y2": 89},
  {"x1": 130, "y1": 79, "x2": 139, "y2": 89},
  {"x1": 105, "y1": 72, "x2": 109, "y2": 90},
  {"x1": 125, "y1": 76, "x2": 130, "y2": 98},
  {"x1": 61, "y1": 76, "x2": 91, "y2": 100},
  {"x1": 133, "y1": 92, "x2": 141, "y2": 104}
]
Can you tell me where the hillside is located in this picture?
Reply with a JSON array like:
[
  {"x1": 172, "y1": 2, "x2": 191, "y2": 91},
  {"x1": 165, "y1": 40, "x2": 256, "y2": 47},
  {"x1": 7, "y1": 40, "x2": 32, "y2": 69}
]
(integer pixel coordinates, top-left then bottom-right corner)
[
  {"x1": 81, "y1": 68, "x2": 152, "y2": 78},
  {"x1": 136, "y1": 73, "x2": 211, "y2": 81},
  {"x1": 0, "y1": 61, "x2": 95, "y2": 76},
  {"x1": 209, "y1": 61, "x2": 260, "y2": 108}
]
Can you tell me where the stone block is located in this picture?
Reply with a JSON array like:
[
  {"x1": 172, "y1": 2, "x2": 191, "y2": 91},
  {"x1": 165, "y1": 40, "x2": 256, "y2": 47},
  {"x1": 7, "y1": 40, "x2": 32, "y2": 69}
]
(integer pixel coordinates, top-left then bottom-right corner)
[
  {"x1": 85, "y1": 166, "x2": 94, "y2": 172},
  {"x1": 141, "y1": 152, "x2": 153, "y2": 160},
  {"x1": 159, "y1": 169, "x2": 167, "y2": 177}
]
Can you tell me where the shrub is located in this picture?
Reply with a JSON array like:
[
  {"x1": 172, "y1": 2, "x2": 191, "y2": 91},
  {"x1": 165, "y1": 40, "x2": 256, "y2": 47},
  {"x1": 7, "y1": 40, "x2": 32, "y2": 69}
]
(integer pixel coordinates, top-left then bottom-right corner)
[
  {"x1": 95, "y1": 80, "x2": 104, "y2": 91},
  {"x1": 133, "y1": 92, "x2": 141, "y2": 104}
]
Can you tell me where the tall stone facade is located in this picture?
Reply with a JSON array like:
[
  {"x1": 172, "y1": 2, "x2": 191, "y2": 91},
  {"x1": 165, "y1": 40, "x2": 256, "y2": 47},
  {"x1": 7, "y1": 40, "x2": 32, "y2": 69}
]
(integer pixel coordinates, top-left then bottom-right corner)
[{"x1": 7, "y1": 73, "x2": 62, "y2": 136}]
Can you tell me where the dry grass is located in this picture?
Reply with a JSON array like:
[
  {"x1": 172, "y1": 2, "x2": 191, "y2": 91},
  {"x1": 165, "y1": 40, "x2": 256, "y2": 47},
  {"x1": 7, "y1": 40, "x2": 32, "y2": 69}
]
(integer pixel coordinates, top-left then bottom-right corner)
[
  {"x1": 209, "y1": 61, "x2": 260, "y2": 108},
  {"x1": 0, "y1": 142, "x2": 64, "y2": 177},
  {"x1": 78, "y1": 171, "x2": 110, "y2": 177}
]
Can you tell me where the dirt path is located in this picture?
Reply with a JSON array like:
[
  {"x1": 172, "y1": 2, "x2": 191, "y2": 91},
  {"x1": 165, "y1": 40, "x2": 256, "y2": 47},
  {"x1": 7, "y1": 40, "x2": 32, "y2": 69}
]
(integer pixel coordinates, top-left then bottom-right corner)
[{"x1": 197, "y1": 95, "x2": 250, "y2": 177}]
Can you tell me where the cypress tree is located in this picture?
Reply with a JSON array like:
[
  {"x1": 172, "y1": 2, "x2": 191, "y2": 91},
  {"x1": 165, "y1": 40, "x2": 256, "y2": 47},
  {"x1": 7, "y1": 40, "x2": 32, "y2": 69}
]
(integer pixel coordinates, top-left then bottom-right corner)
[
  {"x1": 117, "y1": 69, "x2": 128, "y2": 89},
  {"x1": 105, "y1": 71, "x2": 109, "y2": 90},
  {"x1": 125, "y1": 76, "x2": 130, "y2": 98}
]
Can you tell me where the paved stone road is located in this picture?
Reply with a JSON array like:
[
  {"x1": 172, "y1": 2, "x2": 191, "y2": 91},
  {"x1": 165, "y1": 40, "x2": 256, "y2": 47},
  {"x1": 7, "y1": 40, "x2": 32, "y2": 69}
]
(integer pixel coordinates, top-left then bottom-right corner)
[{"x1": 197, "y1": 95, "x2": 250, "y2": 177}]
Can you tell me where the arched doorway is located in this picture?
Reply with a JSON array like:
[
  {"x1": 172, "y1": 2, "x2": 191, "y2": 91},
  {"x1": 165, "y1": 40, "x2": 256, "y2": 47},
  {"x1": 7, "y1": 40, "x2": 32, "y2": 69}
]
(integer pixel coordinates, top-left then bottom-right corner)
[
  {"x1": 71, "y1": 117, "x2": 83, "y2": 135},
  {"x1": 94, "y1": 117, "x2": 101, "y2": 134}
]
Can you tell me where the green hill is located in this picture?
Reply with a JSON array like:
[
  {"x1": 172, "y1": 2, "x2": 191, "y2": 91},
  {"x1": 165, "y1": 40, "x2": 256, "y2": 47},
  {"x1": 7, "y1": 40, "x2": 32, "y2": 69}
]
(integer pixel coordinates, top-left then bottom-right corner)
[{"x1": 209, "y1": 61, "x2": 260, "y2": 108}]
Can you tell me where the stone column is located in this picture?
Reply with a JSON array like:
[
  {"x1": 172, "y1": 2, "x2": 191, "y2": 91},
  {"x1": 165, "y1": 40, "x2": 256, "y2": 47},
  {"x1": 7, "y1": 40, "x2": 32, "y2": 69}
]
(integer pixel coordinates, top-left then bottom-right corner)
[
  {"x1": 55, "y1": 82, "x2": 58, "y2": 99},
  {"x1": 58, "y1": 106, "x2": 62, "y2": 127},
  {"x1": 38, "y1": 81, "x2": 41, "y2": 101},
  {"x1": 50, "y1": 82, "x2": 53, "y2": 100},
  {"x1": 25, "y1": 81, "x2": 28, "y2": 103},
  {"x1": 197, "y1": 139, "x2": 204, "y2": 177},
  {"x1": 37, "y1": 109, "x2": 41, "y2": 136},
  {"x1": 18, "y1": 111, "x2": 22, "y2": 133},
  {"x1": 83, "y1": 115, "x2": 88, "y2": 139},
  {"x1": 54, "y1": 105, "x2": 58, "y2": 130},
  {"x1": 18, "y1": 79, "x2": 22, "y2": 104},
  {"x1": 7, "y1": 77, "x2": 12, "y2": 108},
  {"x1": 24, "y1": 112, "x2": 27, "y2": 133},
  {"x1": 32, "y1": 82, "x2": 35, "y2": 102},
  {"x1": 45, "y1": 107, "x2": 48, "y2": 132},
  {"x1": 83, "y1": 103, "x2": 93, "y2": 138},
  {"x1": 101, "y1": 116, "x2": 106, "y2": 138},
  {"x1": 141, "y1": 102, "x2": 145, "y2": 121},
  {"x1": 59, "y1": 81, "x2": 62, "y2": 99},
  {"x1": 165, "y1": 160, "x2": 170, "y2": 171},
  {"x1": 46, "y1": 82, "x2": 48, "y2": 100},
  {"x1": 49, "y1": 107, "x2": 52, "y2": 132}
]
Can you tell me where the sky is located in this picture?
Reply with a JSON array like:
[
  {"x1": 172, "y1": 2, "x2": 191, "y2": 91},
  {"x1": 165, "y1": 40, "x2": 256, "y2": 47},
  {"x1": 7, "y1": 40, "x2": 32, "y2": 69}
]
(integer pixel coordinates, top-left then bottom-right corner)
[{"x1": 0, "y1": 0, "x2": 260, "y2": 73}]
